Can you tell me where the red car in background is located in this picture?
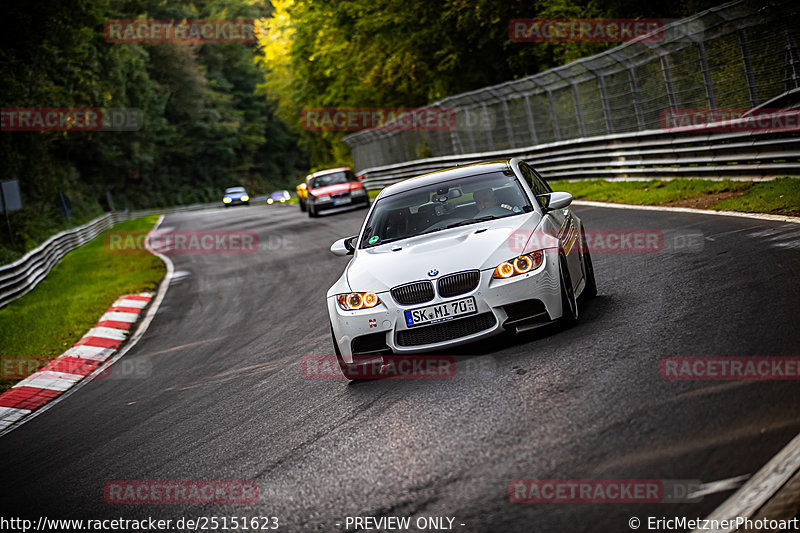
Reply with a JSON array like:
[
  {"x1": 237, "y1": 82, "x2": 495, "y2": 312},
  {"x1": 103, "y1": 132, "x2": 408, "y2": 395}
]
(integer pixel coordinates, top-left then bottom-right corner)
[{"x1": 304, "y1": 167, "x2": 370, "y2": 218}]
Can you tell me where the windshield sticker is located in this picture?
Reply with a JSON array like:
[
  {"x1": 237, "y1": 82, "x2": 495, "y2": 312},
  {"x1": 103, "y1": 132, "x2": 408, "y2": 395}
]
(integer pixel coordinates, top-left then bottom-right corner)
[{"x1": 368, "y1": 236, "x2": 380, "y2": 244}]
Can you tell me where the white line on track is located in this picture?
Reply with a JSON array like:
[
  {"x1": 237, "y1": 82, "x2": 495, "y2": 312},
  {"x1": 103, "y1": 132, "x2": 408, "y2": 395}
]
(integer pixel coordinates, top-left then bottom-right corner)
[{"x1": 572, "y1": 200, "x2": 800, "y2": 224}]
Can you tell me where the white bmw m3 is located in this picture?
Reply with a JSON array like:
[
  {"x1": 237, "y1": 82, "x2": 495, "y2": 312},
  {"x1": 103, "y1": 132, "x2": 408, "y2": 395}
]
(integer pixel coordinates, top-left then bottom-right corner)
[{"x1": 327, "y1": 158, "x2": 596, "y2": 379}]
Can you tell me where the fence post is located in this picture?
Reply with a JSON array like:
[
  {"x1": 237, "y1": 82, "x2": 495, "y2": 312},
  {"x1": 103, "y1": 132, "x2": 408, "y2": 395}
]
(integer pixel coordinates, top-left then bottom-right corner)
[
  {"x1": 464, "y1": 108, "x2": 477, "y2": 153},
  {"x1": 523, "y1": 93, "x2": 539, "y2": 145},
  {"x1": 480, "y1": 103, "x2": 494, "y2": 150},
  {"x1": 546, "y1": 90, "x2": 561, "y2": 141},
  {"x1": 608, "y1": 50, "x2": 646, "y2": 130},
  {"x1": 738, "y1": 28, "x2": 760, "y2": 107},
  {"x1": 695, "y1": 39, "x2": 717, "y2": 109}
]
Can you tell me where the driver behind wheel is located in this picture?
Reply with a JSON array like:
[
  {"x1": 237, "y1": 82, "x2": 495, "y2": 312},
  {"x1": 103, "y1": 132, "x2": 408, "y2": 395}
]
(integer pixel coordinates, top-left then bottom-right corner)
[{"x1": 474, "y1": 188, "x2": 513, "y2": 217}]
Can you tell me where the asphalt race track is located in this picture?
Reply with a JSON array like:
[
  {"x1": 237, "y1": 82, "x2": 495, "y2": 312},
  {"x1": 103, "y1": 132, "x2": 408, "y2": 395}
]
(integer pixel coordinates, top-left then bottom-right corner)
[{"x1": 1, "y1": 203, "x2": 799, "y2": 532}]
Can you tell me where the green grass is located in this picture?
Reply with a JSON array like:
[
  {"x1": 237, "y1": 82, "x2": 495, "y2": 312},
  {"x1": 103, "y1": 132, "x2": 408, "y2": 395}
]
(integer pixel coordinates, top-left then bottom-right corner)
[
  {"x1": 363, "y1": 177, "x2": 799, "y2": 215},
  {"x1": 712, "y1": 178, "x2": 800, "y2": 214},
  {"x1": 551, "y1": 177, "x2": 799, "y2": 214},
  {"x1": 551, "y1": 178, "x2": 752, "y2": 205},
  {"x1": 0, "y1": 215, "x2": 166, "y2": 392}
]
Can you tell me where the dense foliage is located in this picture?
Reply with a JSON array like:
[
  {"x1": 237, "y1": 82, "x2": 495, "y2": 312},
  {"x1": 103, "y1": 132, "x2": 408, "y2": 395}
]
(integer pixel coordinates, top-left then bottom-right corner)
[
  {"x1": 1, "y1": 0, "x2": 308, "y2": 261},
  {"x1": 255, "y1": 0, "x2": 721, "y2": 169}
]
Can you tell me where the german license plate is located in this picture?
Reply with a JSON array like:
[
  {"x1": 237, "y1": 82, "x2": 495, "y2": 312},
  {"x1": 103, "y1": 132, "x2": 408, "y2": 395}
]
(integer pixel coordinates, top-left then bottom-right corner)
[
  {"x1": 333, "y1": 197, "x2": 352, "y2": 206},
  {"x1": 404, "y1": 297, "x2": 477, "y2": 327}
]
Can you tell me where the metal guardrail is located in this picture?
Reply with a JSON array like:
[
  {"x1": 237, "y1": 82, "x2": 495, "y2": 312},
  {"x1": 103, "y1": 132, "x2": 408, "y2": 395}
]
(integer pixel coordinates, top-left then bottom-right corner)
[
  {"x1": 0, "y1": 196, "x2": 268, "y2": 309},
  {"x1": 356, "y1": 122, "x2": 800, "y2": 190}
]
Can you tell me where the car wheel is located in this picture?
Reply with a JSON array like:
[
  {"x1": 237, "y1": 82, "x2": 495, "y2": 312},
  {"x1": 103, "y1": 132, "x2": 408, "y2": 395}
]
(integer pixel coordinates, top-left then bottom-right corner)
[
  {"x1": 558, "y1": 253, "x2": 579, "y2": 328},
  {"x1": 580, "y1": 227, "x2": 597, "y2": 300},
  {"x1": 332, "y1": 326, "x2": 379, "y2": 381},
  {"x1": 299, "y1": 198, "x2": 306, "y2": 212},
  {"x1": 308, "y1": 203, "x2": 317, "y2": 218}
]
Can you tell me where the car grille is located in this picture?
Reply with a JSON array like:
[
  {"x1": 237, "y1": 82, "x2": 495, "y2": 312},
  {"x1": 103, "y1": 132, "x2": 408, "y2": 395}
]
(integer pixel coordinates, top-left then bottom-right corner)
[
  {"x1": 437, "y1": 270, "x2": 480, "y2": 298},
  {"x1": 391, "y1": 281, "x2": 435, "y2": 305},
  {"x1": 396, "y1": 313, "x2": 497, "y2": 347}
]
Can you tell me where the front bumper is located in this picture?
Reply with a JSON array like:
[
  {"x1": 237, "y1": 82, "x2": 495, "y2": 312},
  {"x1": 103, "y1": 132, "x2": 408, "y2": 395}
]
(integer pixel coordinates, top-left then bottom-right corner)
[
  {"x1": 310, "y1": 194, "x2": 369, "y2": 213},
  {"x1": 328, "y1": 250, "x2": 563, "y2": 362}
]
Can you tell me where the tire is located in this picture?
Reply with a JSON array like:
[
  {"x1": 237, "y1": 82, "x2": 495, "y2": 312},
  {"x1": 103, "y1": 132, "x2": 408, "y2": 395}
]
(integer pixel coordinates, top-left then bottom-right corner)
[
  {"x1": 299, "y1": 198, "x2": 306, "y2": 212},
  {"x1": 580, "y1": 228, "x2": 597, "y2": 300},
  {"x1": 558, "y1": 253, "x2": 579, "y2": 328},
  {"x1": 308, "y1": 203, "x2": 317, "y2": 218}
]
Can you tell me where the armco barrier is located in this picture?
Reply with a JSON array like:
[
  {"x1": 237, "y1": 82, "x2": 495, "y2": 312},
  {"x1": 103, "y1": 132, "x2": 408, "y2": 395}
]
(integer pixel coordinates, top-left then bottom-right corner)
[
  {"x1": 0, "y1": 196, "x2": 266, "y2": 309},
  {"x1": 356, "y1": 124, "x2": 800, "y2": 190}
]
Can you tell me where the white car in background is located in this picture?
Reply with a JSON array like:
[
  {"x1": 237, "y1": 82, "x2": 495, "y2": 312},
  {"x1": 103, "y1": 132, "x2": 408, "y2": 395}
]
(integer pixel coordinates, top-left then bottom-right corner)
[{"x1": 327, "y1": 158, "x2": 597, "y2": 379}]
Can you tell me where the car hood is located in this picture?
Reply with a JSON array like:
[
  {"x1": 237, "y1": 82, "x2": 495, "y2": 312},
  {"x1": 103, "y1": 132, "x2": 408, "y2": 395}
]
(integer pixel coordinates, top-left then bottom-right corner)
[
  {"x1": 310, "y1": 182, "x2": 361, "y2": 196},
  {"x1": 344, "y1": 212, "x2": 544, "y2": 292}
]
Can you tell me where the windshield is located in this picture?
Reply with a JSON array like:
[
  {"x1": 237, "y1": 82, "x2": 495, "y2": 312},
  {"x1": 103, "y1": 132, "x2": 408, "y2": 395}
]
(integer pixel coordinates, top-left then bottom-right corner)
[
  {"x1": 359, "y1": 170, "x2": 531, "y2": 248},
  {"x1": 225, "y1": 187, "x2": 246, "y2": 194},
  {"x1": 309, "y1": 171, "x2": 353, "y2": 189}
]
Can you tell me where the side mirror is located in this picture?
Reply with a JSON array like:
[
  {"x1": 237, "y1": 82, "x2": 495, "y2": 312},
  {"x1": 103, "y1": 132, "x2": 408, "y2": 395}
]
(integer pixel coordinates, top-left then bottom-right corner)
[
  {"x1": 330, "y1": 235, "x2": 358, "y2": 256},
  {"x1": 537, "y1": 191, "x2": 573, "y2": 212}
]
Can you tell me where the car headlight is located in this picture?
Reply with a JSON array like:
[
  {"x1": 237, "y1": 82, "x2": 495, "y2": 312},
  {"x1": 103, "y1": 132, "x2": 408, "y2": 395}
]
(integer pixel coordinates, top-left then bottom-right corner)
[
  {"x1": 241, "y1": 195, "x2": 249, "y2": 202},
  {"x1": 493, "y1": 251, "x2": 544, "y2": 279},
  {"x1": 337, "y1": 292, "x2": 381, "y2": 310},
  {"x1": 267, "y1": 198, "x2": 274, "y2": 204},
  {"x1": 351, "y1": 188, "x2": 366, "y2": 196},
  {"x1": 223, "y1": 197, "x2": 232, "y2": 203}
]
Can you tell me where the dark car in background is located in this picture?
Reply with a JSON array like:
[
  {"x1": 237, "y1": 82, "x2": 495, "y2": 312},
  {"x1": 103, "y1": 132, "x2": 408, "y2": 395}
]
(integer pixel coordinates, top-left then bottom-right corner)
[{"x1": 305, "y1": 167, "x2": 369, "y2": 218}]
